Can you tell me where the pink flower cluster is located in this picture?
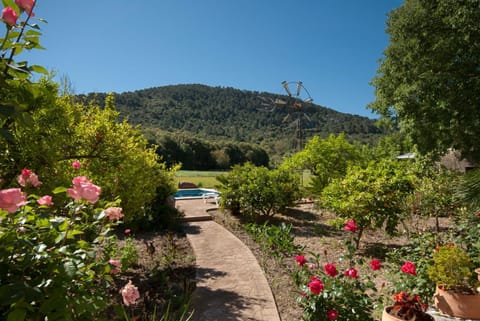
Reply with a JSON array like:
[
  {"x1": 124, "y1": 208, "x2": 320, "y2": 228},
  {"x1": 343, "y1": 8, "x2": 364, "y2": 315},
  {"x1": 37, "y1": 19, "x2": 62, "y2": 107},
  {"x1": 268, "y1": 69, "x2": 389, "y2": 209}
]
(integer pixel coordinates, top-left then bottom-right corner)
[
  {"x1": 67, "y1": 176, "x2": 101, "y2": 204},
  {"x1": 401, "y1": 261, "x2": 417, "y2": 276},
  {"x1": 104, "y1": 207, "x2": 123, "y2": 221},
  {"x1": 0, "y1": 188, "x2": 26, "y2": 213},
  {"x1": 17, "y1": 168, "x2": 42, "y2": 187},
  {"x1": 120, "y1": 280, "x2": 140, "y2": 306},
  {"x1": 109, "y1": 259, "x2": 121, "y2": 275},
  {"x1": 1, "y1": 0, "x2": 35, "y2": 26}
]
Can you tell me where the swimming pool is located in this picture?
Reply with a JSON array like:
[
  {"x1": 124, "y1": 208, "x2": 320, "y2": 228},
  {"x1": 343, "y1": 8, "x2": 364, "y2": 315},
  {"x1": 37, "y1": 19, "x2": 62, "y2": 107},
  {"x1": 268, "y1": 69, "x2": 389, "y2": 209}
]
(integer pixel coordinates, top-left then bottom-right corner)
[{"x1": 173, "y1": 188, "x2": 220, "y2": 199}]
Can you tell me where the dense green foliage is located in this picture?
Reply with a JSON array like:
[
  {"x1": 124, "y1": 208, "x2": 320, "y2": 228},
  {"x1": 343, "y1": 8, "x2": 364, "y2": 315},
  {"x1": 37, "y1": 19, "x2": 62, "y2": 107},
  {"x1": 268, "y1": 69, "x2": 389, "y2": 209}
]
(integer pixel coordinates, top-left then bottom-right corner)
[
  {"x1": 370, "y1": 0, "x2": 480, "y2": 161},
  {"x1": 145, "y1": 129, "x2": 269, "y2": 170},
  {"x1": 0, "y1": 86, "x2": 177, "y2": 225},
  {"x1": 77, "y1": 84, "x2": 386, "y2": 163},
  {"x1": 281, "y1": 134, "x2": 364, "y2": 193},
  {"x1": 321, "y1": 158, "x2": 416, "y2": 246},
  {"x1": 216, "y1": 162, "x2": 301, "y2": 220}
]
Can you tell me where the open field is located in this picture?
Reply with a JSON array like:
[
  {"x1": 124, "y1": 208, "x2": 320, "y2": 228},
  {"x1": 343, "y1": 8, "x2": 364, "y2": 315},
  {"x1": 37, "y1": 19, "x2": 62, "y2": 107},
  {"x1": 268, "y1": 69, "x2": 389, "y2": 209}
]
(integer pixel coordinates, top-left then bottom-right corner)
[{"x1": 175, "y1": 170, "x2": 226, "y2": 188}]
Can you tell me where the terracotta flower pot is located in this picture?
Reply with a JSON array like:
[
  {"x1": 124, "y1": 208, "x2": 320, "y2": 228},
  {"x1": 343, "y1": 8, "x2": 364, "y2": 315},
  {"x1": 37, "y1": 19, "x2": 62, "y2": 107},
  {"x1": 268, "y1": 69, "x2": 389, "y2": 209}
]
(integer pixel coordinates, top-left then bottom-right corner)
[
  {"x1": 382, "y1": 307, "x2": 434, "y2": 321},
  {"x1": 434, "y1": 286, "x2": 480, "y2": 319}
]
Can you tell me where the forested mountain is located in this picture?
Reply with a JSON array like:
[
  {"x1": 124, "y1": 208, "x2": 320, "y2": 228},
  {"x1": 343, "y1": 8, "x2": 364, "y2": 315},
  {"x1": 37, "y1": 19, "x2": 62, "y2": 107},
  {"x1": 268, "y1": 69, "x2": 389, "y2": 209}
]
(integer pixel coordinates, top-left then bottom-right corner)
[{"x1": 76, "y1": 84, "x2": 385, "y2": 166}]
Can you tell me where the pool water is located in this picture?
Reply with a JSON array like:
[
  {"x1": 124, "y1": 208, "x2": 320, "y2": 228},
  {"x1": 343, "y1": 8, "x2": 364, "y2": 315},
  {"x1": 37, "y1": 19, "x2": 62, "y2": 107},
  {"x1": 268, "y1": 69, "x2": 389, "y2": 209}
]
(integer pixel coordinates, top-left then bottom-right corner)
[{"x1": 173, "y1": 188, "x2": 220, "y2": 199}]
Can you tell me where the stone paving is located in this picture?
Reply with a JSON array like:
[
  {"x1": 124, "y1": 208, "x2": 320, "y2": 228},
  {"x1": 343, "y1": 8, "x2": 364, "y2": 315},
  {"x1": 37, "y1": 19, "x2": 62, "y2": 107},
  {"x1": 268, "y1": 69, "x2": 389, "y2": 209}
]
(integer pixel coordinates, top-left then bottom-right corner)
[{"x1": 176, "y1": 199, "x2": 281, "y2": 321}]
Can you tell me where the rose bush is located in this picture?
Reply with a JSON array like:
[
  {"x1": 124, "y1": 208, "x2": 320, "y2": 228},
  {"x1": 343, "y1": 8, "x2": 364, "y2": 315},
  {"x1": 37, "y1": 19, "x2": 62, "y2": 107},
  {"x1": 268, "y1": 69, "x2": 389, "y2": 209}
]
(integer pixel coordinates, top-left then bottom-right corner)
[
  {"x1": 0, "y1": 168, "x2": 126, "y2": 320},
  {"x1": 293, "y1": 220, "x2": 382, "y2": 321}
]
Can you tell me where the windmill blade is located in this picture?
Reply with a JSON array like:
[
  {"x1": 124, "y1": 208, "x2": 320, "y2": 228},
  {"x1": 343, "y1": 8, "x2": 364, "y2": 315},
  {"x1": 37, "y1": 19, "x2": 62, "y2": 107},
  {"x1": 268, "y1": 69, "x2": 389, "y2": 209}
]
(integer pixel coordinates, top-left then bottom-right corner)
[
  {"x1": 282, "y1": 114, "x2": 291, "y2": 123},
  {"x1": 296, "y1": 81, "x2": 303, "y2": 97},
  {"x1": 303, "y1": 113, "x2": 311, "y2": 122},
  {"x1": 281, "y1": 80, "x2": 292, "y2": 96}
]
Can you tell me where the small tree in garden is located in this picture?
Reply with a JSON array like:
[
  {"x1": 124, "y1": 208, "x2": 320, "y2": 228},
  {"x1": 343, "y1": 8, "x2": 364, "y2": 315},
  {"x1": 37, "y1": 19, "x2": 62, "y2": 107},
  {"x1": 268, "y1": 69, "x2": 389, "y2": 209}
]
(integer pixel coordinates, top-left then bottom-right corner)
[
  {"x1": 281, "y1": 134, "x2": 363, "y2": 194},
  {"x1": 321, "y1": 158, "x2": 416, "y2": 248},
  {"x1": 217, "y1": 162, "x2": 301, "y2": 220}
]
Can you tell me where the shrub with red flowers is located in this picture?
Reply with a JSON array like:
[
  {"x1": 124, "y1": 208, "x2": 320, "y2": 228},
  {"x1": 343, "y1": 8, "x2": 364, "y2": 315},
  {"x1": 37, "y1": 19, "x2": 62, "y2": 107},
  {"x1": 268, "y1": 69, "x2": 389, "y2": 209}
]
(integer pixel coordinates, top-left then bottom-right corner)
[{"x1": 293, "y1": 220, "x2": 382, "y2": 321}]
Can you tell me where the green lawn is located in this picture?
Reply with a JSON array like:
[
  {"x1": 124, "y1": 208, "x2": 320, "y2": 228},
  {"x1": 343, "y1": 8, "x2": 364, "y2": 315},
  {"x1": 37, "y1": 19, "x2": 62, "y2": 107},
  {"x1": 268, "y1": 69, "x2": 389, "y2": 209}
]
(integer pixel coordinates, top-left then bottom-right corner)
[{"x1": 175, "y1": 170, "x2": 226, "y2": 188}]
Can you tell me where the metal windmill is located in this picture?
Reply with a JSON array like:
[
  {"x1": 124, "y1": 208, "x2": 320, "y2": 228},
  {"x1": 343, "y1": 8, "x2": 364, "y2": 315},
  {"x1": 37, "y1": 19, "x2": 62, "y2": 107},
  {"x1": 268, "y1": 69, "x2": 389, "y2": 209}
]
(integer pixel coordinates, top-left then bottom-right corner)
[{"x1": 276, "y1": 81, "x2": 314, "y2": 151}]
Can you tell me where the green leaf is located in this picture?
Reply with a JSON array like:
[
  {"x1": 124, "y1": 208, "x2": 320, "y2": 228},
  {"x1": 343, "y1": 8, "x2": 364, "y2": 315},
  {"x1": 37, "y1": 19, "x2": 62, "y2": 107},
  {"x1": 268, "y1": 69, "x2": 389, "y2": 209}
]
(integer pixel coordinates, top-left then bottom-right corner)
[
  {"x1": 52, "y1": 186, "x2": 67, "y2": 194},
  {"x1": 7, "y1": 309, "x2": 26, "y2": 321},
  {"x1": 63, "y1": 261, "x2": 76, "y2": 278},
  {"x1": 29, "y1": 65, "x2": 48, "y2": 74},
  {"x1": 55, "y1": 232, "x2": 66, "y2": 244}
]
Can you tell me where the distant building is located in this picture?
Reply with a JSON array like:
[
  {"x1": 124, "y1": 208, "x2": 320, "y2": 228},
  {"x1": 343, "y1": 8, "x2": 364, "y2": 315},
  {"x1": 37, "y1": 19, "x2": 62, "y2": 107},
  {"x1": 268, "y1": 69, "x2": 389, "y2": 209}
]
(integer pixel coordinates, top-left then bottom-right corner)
[{"x1": 397, "y1": 150, "x2": 476, "y2": 172}]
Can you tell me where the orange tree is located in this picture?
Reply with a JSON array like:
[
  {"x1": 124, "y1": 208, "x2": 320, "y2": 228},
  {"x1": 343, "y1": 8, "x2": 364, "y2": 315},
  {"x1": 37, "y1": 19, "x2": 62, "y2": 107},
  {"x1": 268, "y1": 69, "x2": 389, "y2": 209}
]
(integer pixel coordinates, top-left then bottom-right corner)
[{"x1": 320, "y1": 158, "x2": 416, "y2": 248}]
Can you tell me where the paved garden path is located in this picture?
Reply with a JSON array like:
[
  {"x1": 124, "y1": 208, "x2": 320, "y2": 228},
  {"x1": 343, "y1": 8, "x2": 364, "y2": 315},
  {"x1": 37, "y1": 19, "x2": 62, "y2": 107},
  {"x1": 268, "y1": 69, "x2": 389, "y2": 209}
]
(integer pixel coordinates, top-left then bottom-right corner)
[{"x1": 176, "y1": 199, "x2": 281, "y2": 321}]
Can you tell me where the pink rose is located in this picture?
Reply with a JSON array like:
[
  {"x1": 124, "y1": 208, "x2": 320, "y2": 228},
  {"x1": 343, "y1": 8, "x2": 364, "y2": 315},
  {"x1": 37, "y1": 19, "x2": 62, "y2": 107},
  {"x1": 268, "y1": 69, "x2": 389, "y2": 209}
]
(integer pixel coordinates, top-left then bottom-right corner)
[
  {"x1": 344, "y1": 219, "x2": 358, "y2": 232},
  {"x1": 72, "y1": 160, "x2": 81, "y2": 170},
  {"x1": 1, "y1": 7, "x2": 18, "y2": 26},
  {"x1": 120, "y1": 280, "x2": 140, "y2": 306},
  {"x1": 324, "y1": 263, "x2": 338, "y2": 277},
  {"x1": 15, "y1": 0, "x2": 35, "y2": 16},
  {"x1": 124, "y1": 228, "x2": 131, "y2": 235},
  {"x1": 17, "y1": 168, "x2": 42, "y2": 187},
  {"x1": 308, "y1": 277, "x2": 324, "y2": 295},
  {"x1": 37, "y1": 195, "x2": 53, "y2": 206},
  {"x1": 401, "y1": 261, "x2": 417, "y2": 276},
  {"x1": 343, "y1": 268, "x2": 358, "y2": 279},
  {"x1": 67, "y1": 176, "x2": 101, "y2": 204},
  {"x1": 308, "y1": 263, "x2": 317, "y2": 270},
  {"x1": 370, "y1": 258, "x2": 382, "y2": 271},
  {"x1": 0, "y1": 188, "x2": 27, "y2": 213},
  {"x1": 109, "y1": 259, "x2": 121, "y2": 274},
  {"x1": 104, "y1": 207, "x2": 123, "y2": 221},
  {"x1": 327, "y1": 309, "x2": 339, "y2": 320},
  {"x1": 295, "y1": 255, "x2": 307, "y2": 267}
]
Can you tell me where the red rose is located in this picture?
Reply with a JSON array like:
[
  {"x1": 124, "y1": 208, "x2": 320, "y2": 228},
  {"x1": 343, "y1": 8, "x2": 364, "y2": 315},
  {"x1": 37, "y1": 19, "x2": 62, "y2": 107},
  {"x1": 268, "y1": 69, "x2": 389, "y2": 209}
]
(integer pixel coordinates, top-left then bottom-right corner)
[
  {"x1": 308, "y1": 277, "x2": 324, "y2": 295},
  {"x1": 327, "y1": 309, "x2": 339, "y2": 320},
  {"x1": 344, "y1": 219, "x2": 358, "y2": 232},
  {"x1": 370, "y1": 258, "x2": 382, "y2": 271},
  {"x1": 295, "y1": 255, "x2": 307, "y2": 267},
  {"x1": 324, "y1": 263, "x2": 338, "y2": 277},
  {"x1": 343, "y1": 268, "x2": 358, "y2": 279},
  {"x1": 401, "y1": 261, "x2": 417, "y2": 276}
]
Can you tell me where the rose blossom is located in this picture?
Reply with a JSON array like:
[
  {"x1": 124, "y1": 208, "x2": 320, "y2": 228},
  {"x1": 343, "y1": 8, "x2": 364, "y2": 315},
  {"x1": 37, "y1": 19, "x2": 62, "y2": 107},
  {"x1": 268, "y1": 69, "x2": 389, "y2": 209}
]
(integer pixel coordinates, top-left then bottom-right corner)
[
  {"x1": 104, "y1": 207, "x2": 123, "y2": 221},
  {"x1": 324, "y1": 263, "x2": 338, "y2": 277},
  {"x1": 17, "y1": 168, "x2": 41, "y2": 187},
  {"x1": 343, "y1": 268, "x2": 358, "y2": 279},
  {"x1": 295, "y1": 255, "x2": 307, "y2": 267},
  {"x1": 344, "y1": 219, "x2": 358, "y2": 232},
  {"x1": 370, "y1": 258, "x2": 382, "y2": 271},
  {"x1": 327, "y1": 309, "x2": 339, "y2": 320},
  {"x1": 308, "y1": 263, "x2": 317, "y2": 270},
  {"x1": 120, "y1": 280, "x2": 140, "y2": 306},
  {"x1": 308, "y1": 277, "x2": 324, "y2": 295},
  {"x1": 109, "y1": 259, "x2": 121, "y2": 274},
  {"x1": 401, "y1": 261, "x2": 417, "y2": 276},
  {"x1": 67, "y1": 176, "x2": 101, "y2": 203},
  {"x1": 72, "y1": 160, "x2": 81, "y2": 170},
  {"x1": 125, "y1": 228, "x2": 131, "y2": 235},
  {"x1": 15, "y1": 0, "x2": 35, "y2": 16},
  {"x1": 0, "y1": 188, "x2": 27, "y2": 213},
  {"x1": 1, "y1": 7, "x2": 18, "y2": 26},
  {"x1": 37, "y1": 195, "x2": 53, "y2": 206}
]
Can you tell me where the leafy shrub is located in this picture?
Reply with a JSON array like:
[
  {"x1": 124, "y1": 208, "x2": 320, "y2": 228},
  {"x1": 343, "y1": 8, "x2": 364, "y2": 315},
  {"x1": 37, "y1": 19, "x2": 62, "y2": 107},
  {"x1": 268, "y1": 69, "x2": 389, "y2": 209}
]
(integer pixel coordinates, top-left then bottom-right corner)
[
  {"x1": 321, "y1": 158, "x2": 416, "y2": 247},
  {"x1": 427, "y1": 244, "x2": 474, "y2": 291},
  {"x1": 244, "y1": 222, "x2": 301, "y2": 258},
  {"x1": 217, "y1": 162, "x2": 301, "y2": 220}
]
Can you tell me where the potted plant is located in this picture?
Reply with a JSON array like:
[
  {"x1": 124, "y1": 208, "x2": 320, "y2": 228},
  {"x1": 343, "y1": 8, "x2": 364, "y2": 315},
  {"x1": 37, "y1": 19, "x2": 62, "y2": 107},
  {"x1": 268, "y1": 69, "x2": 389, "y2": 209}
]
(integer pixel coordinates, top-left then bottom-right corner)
[
  {"x1": 427, "y1": 243, "x2": 480, "y2": 319},
  {"x1": 383, "y1": 291, "x2": 433, "y2": 321},
  {"x1": 382, "y1": 261, "x2": 433, "y2": 321}
]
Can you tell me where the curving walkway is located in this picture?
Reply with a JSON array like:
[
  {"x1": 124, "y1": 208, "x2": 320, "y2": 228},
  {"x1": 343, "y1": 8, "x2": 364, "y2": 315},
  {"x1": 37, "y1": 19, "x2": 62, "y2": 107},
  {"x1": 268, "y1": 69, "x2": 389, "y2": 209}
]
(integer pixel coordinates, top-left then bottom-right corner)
[{"x1": 176, "y1": 199, "x2": 281, "y2": 321}]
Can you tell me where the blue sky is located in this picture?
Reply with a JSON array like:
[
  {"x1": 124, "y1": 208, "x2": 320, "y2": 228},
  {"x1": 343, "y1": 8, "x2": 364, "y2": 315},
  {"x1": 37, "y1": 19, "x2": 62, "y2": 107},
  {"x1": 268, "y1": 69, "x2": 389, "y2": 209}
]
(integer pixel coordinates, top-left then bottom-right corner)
[{"x1": 20, "y1": 1, "x2": 403, "y2": 118}]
